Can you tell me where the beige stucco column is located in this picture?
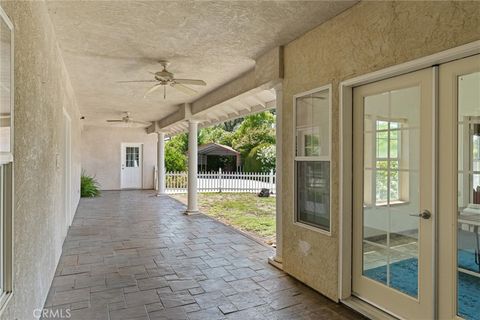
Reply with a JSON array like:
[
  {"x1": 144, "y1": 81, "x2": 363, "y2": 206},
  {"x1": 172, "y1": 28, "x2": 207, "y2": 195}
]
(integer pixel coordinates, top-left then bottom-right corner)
[
  {"x1": 186, "y1": 120, "x2": 199, "y2": 214},
  {"x1": 269, "y1": 84, "x2": 283, "y2": 269},
  {"x1": 156, "y1": 132, "x2": 166, "y2": 196}
]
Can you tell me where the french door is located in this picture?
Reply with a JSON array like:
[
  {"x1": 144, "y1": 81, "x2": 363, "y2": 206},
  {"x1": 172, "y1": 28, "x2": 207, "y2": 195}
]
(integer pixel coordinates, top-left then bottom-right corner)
[
  {"x1": 352, "y1": 55, "x2": 480, "y2": 319},
  {"x1": 438, "y1": 54, "x2": 480, "y2": 320},
  {"x1": 121, "y1": 143, "x2": 143, "y2": 189},
  {"x1": 352, "y1": 68, "x2": 435, "y2": 319}
]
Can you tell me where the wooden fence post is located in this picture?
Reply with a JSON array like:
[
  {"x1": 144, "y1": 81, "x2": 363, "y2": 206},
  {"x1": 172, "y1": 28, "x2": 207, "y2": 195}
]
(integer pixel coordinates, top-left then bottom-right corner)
[
  {"x1": 218, "y1": 168, "x2": 222, "y2": 193},
  {"x1": 269, "y1": 169, "x2": 274, "y2": 194}
]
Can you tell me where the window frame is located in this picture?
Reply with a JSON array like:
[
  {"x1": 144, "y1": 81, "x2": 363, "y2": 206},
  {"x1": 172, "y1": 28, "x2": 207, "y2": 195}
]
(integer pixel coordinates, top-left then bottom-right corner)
[
  {"x1": 364, "y1": 114, "x2": 410, "y2": 208},
  {"x1": 0, "y1": 5, "x2": 14, "y2": 315},
  {"x1": 293, "y1": 84, "x2": 332, "y2": 235},
  {"x1": 372, "y1": 118, "x2": 403, "y2": 205}
]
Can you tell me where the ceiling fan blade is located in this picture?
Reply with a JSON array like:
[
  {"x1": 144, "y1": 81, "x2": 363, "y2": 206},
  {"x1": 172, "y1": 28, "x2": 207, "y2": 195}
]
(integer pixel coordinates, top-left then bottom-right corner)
[
  {"x1": 171, "y1": 83, "x2": 197, "y2": 95},
  {"x1": 144, "y1": 83, "x2": 163, "y2": 98},
  {"x1": 106, "y1": 120, "x2": 124, "y2": 122},
  {"x1": 173, "y1": 79, "x2": 206, "y2": 86},
  {"x1": 116, "y1": 80, "x2": 158, "y2": 83}
]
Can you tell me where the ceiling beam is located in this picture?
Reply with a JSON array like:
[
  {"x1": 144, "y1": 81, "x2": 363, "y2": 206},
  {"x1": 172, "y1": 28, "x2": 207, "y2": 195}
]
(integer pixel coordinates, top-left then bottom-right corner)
[
  {"x1": 191, "y1": 46, "x2": 283, "y2": 115},
  {"x1": 147, "y1": 46, "x2": 283, "y2": 135}
]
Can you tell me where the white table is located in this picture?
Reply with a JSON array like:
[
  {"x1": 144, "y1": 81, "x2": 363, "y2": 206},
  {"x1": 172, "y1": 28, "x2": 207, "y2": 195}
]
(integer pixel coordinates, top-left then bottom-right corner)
[{"x1": 458, "y1": 213, "x2": 480, "y2": 275}]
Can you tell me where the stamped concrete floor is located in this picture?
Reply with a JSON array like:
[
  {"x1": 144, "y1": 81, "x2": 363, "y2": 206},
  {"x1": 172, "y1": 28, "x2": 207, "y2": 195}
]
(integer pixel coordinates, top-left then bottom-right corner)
[{"x1": 43, "y1": 191, "x2": 364, "y2": 320}]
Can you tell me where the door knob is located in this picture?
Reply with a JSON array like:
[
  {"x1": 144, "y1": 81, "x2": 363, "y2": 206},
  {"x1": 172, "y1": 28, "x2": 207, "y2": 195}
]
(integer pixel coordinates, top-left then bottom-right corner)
[{"x1": 409, "y1": 210, "x2": 431, "y2": 219}]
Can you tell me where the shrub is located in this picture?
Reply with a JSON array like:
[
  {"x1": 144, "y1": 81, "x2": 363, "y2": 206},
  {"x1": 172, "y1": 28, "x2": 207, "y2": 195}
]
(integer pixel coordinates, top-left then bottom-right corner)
[
  {"x1": 244, "y1": 143, "x2": 276, "y2": 172},
  {"x1": 257, "y1": 144, "x2": 276, "y2": 172},
  {"x1": 81, "y1": 172, "x2": 100, "y2": 197},
  {"x1": 165, "y1": 145, "x2": 187, "y2": 171}
]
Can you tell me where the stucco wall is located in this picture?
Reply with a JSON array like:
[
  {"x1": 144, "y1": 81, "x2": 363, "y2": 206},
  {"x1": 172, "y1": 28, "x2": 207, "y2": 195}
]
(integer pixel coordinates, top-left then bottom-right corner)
[
  {"x1": 281, "y1": 1, "x2": 480, "y2": 301},
  {"x1": 0, "y1": 1, "x2": 82, "y2": 319},
  {"x1": 81, "y1": 126, "x2": 157, "y2": 190}
]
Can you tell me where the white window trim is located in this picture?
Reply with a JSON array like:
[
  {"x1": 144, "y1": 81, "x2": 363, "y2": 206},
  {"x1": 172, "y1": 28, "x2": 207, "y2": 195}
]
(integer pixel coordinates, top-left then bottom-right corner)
[
  {"x1": 293, "y1": 84, "x2": 332, "y2": 236},
  {"x1": 0, "y1": 5, "x2": 14, "y2": 315}
]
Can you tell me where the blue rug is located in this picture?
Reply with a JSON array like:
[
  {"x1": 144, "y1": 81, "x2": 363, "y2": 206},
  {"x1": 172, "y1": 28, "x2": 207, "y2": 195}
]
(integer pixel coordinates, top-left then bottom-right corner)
[
  {"x1": 458, "y1": 272, "x2": 480, "y2": 320},
  {"x1": 364, "y1": 257, "x2": 419, "y2": 297},
  {"x1": 458, "y1": 249, "x2": 480, "y2": 273},
  {"x1": 364, "y1": 257, "x2": 480, "y2": 320}
]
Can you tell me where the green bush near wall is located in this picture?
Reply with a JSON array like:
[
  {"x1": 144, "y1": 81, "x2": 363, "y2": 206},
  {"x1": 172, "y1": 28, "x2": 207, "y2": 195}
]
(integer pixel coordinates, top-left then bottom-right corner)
[
  {"x1": 244, "y1": 143, "x2": 276, "y2": 172},
  {"x1": 81, "y1": 172, "x2": 100, "y2": 197}
]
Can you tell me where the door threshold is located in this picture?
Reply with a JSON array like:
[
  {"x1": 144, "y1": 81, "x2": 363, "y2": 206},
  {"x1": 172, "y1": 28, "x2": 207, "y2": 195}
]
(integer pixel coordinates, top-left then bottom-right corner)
[{"x1": 341, "y1": 296, "x2": 399, "y2": 320}]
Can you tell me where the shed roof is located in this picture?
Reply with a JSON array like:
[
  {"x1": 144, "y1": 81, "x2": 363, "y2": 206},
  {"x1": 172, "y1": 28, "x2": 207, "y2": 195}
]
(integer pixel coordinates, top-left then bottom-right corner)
[{"x1": 197, "y1": 143, "x2": 240, "y2": 156}]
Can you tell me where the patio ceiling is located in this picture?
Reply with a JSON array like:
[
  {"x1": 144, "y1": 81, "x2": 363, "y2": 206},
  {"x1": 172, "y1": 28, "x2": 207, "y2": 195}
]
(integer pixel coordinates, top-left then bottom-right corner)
[{"x1": 46, "y1": 1, "x2": 357, "y2": 128}]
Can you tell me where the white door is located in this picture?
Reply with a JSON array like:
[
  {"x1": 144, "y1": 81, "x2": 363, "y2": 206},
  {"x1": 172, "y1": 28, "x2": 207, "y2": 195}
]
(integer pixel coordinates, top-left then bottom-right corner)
[
  {"x1": 438, "y1": 54, "x2": 480, "y2": 320},
  {"x1": 352, "y1": 68, "x2": 434, "y2": 319},
  {"x1": 121, "y1": 143, "x2": 143, "y2": 189}
]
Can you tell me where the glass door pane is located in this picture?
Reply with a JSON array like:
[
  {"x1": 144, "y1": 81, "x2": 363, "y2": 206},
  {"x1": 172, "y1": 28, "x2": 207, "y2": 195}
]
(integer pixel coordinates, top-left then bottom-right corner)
[
  {"x1": 0, "y1": 17, "x2": 12, "y2": 155},
  {"x1": 125, "y1": 147, "x2": 140, "y2": 168},
  {"x1": 362, "y1": 86, "x2": 421, "y2": 297},
  {"x1": 457, "y1": 70, "x2": 480, "y2": 320},
  {"x1": 353, "y1": 67, "x2": 433, "y2": 319}
]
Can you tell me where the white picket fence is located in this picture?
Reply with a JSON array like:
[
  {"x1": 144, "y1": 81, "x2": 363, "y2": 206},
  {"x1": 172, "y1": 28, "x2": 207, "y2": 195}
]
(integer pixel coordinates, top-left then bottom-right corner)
[{"x1": 164, "y1": 169, "x2": 275, "y2": 194}]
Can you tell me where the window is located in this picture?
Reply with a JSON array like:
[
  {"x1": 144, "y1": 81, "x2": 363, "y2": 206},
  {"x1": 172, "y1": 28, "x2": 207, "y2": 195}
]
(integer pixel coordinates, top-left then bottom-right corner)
[
  {"x1": 471, "y1": 123, "x2": 480, "y2": 199},
  {"x1": 0, "y1": 5, "x2": 13, "y2": 312},
  {"x1": 363, "y1": 100, "x2": 411, "y2": 208},
  {"x1": 459, "y1": 119, "x2": 480, "y2": 206},
  {"x1": 126, "y1": 147, "x2": 140, "y2": 167},
  {"x1": 294, "y1": 86, "x2": 331, "y2": 232},
  {"x1": 375, "y1": 120, "x2": 401, "y2": 204}
]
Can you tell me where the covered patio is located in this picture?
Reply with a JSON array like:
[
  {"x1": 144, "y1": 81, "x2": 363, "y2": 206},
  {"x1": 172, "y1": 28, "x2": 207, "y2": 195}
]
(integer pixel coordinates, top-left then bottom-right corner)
[
  {"x1": 44, "y1": 191, "x2": 362, "y2": 320},
  {"x1": 1, "y1": 1, "x2": 479, "y2": 319}
]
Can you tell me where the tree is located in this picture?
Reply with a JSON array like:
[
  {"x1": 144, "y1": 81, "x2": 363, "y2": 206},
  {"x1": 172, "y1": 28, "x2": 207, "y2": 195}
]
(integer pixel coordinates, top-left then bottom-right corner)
[
  {"x1": 232, "y1": 112, "x2": 275, "y2": 158},
  {"x1": 165, "y1": 134, "x2": 187, "y2": 171},
  {"x1": 198, "y1": 125, "x2": 234, "y2": 146},
  {"x1": 235, "y1": 111, "x2": 275, "y2": 136},
  {"x1": 222, "y1": 118, "x2": 243, "y2": 132}
]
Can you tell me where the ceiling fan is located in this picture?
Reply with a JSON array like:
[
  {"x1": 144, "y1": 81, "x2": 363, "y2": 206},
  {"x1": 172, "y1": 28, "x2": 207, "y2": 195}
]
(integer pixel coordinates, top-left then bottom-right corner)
[
  {"x1": 106, "y1": 112, "x2": 151, "y2": 128},
  {"x1": 117, "y1": 61, "x2": 207, "y2": 99}
]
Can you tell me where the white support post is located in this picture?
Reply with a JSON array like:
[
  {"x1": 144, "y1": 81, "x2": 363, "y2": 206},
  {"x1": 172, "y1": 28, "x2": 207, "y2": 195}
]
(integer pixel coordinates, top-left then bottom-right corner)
[
  {"x1": 269, "y1": 84, "x2": 283, "y2": 270},
  {"x1": 186, "y1": 120, "x2": 199, "y2": 214},
  {"x1": 157, "y1": 132, "x2": 166, "y2": 196}
]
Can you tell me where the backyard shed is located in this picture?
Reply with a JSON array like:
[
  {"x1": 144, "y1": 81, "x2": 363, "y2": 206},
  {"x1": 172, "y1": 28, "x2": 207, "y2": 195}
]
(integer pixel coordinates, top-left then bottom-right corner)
[{"x1": 197, "y1": 143, "x2": 241, "y2": 171}]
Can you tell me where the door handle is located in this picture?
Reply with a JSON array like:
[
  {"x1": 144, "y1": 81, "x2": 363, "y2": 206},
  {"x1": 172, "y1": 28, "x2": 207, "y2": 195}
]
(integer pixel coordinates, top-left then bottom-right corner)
[{"x1": 409, "y1": 210, "x2": 431, "y2": 220}]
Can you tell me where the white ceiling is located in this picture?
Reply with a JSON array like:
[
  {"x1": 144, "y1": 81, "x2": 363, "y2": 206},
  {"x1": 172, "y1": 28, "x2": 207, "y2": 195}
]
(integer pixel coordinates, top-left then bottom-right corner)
[{"x1": 46, "y1": 0, "x2": 357, "y2": 127}]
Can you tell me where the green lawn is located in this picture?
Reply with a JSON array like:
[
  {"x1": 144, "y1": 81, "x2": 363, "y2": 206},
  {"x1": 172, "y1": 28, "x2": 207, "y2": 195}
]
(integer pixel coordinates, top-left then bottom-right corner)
[{"x1": 172, "y1": 193, "x2": 276, "y2": 245}]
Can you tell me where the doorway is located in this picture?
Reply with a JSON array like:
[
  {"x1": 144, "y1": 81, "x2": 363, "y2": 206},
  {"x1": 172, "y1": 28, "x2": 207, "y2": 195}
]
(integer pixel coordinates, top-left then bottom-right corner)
[
  {"x1": 352, "y1": 68, "x2": 434, "y2": 319},
  {"x1": 351, "y1": 54, "x2": 480, "y2": 319},
  {"x1": 121, "y1": 143, "x2": 143, "y2": 189},
  {"x1": 438, "y1": 54, "x2": 480, "y2": 320}
]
